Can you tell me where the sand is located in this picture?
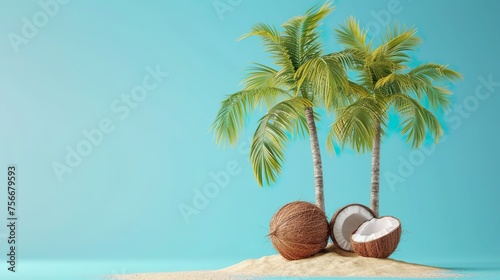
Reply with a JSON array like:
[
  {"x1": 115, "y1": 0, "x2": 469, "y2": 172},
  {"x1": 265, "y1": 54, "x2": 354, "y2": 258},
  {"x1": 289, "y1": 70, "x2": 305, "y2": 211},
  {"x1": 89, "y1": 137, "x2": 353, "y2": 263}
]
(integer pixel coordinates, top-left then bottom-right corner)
[{"x1": 109, "y1": 245, "x2": 456, "y2": 280}]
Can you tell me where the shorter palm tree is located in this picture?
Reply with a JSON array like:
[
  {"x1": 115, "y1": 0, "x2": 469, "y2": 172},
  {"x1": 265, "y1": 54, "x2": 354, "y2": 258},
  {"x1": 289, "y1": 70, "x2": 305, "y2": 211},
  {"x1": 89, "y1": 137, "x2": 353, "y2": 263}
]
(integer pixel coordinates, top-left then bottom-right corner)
[{"x1": 329, "y1": 18, "x2": 462, "y2": 216}]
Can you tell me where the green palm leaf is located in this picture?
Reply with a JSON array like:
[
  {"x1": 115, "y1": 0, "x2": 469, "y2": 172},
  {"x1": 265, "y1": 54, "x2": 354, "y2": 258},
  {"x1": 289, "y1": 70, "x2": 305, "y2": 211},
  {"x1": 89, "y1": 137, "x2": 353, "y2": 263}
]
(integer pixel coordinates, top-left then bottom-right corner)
[
  {"x1": 282, "y1": 1, "x2": 334, "y2": 69},
  {"x1": 242, "y1": 63, "x2": 281, "y2": 90},
  {"x1": 239, "y1": 23, "x2": 296, "y2": 76},
  {"x1": 409, "y1": 63, "x2": 463, "y2": 81},
  {"x1": 250, "y1": 97, "x2": 312, "y2": 186},
  {"x1": 329, "y1": 96, "x2": 386, "y2": 153},
  {"x1": 294, "y1": 50, "x2": 354, "y2": 107},
  {"x1": 336, "y1": 17, "x2": 371, "y2": 55},
  {"x1": 373, "y1": 23, "x2": 421, "y2": 66},
  {"x1": 375, "y1": 63, "x2": 462, "y2": 110},
  {"x1": 212, "y1": 87, "x2": 289, "y2": 147},
  {"x1": 391, "y1": 94, "x2": 443, "y2": 148}
]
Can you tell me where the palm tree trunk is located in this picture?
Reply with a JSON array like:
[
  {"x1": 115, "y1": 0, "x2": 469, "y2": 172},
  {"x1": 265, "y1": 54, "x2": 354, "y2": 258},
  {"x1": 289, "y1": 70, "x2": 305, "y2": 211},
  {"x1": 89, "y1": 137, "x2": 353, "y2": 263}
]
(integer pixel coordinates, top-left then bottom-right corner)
[
  {"x1": 305, "y1": 107, "x2": 325, "y2": 212},
  {"x1": 371, "y1": 121, "x2": 381, "y2": 217}
]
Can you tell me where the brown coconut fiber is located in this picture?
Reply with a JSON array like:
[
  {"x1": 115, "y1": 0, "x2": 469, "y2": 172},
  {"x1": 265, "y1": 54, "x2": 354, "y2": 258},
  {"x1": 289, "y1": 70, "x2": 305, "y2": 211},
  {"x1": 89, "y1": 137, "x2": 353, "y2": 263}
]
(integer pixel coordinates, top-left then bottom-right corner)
[
  {"x1": 351, "y1": 216, "x2": 402, "y2": 258},
  {"x1": 269, "y1": 201, "x2": 329, "y2": 261}
]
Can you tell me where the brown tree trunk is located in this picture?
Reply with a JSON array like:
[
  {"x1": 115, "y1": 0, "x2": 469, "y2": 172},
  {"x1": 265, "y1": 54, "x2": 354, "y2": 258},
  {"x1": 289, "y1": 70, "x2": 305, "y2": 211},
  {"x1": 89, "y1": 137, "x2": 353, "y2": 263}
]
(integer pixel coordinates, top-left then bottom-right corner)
[
  {"x1": 305, "y1": 107, "x2": 325, "y2": 212},
  {"x1": 371, "y1": 121, "x2": 381, "y2": 217}
]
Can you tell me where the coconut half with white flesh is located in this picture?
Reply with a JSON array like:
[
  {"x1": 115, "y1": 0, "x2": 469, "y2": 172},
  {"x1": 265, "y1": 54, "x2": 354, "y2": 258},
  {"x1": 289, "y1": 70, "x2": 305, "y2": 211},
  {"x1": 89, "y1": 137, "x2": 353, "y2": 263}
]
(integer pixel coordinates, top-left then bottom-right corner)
[
  {"x1": 329, "y1": 204, "x2": 376, "y2": 252},
  {"x1": 351, "y1": 216, "x2": 402, "y2": 258}
]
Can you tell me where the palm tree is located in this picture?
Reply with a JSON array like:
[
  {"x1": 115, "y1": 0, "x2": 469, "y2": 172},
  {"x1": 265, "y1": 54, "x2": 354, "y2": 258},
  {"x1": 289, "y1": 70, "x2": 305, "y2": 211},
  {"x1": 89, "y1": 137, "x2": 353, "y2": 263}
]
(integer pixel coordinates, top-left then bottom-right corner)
[
  {"x1": 211, "y1": 2, "x2": 355, "y2": 212},
  {"x1": 329, "y1": 18, "x2": 462, "y2": 216}
]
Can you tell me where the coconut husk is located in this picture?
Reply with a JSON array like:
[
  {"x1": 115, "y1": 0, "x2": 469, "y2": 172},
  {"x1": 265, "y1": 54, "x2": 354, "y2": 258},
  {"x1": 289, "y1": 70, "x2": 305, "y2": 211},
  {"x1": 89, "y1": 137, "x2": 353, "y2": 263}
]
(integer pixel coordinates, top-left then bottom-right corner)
[
  {"x1": 351, "y1": 216, "x2": 402, "y2": 258},
  {"x1": 269, "y1": 201, "x2": 329, "y2": 261},
  {"x1": 329, "y1": 204, "x2": 376, "y2": 252}
]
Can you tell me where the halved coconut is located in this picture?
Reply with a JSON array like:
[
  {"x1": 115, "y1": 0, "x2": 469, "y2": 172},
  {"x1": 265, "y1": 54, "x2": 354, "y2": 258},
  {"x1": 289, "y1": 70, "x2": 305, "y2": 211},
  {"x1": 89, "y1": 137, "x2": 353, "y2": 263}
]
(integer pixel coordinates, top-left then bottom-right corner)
[
  {"x1": 329, "y1": 204, "x2": 376, "y2": 252},
  {"x1": 351, "y1": 216, "x2": 402, "y2": 258}
]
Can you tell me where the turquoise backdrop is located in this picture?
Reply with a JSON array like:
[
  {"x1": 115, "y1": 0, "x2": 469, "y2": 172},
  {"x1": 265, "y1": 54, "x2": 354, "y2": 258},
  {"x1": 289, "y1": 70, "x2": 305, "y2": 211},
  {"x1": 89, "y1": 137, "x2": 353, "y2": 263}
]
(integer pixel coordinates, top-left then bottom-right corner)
[{"x1": 0, "y1": 0, "x2": 499, "y2": 279}]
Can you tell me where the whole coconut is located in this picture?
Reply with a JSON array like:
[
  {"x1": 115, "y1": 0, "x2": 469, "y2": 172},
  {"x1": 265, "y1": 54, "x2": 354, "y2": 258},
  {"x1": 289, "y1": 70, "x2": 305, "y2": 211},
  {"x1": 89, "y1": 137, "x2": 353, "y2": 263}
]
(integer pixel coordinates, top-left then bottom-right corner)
[{"x1": 269, "y1": 201, "x2": 329, "y2": 260}]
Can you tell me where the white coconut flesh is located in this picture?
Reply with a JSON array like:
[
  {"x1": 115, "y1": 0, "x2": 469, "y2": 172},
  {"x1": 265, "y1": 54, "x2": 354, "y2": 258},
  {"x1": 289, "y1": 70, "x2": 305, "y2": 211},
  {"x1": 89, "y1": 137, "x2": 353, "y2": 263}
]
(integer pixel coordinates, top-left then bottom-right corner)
[
  {"x1": 352, "y1": 217, "x2": 400, "y2": 243},
  {"x1": 333, "y1": 205, "x2": 375, "y2": 251}
]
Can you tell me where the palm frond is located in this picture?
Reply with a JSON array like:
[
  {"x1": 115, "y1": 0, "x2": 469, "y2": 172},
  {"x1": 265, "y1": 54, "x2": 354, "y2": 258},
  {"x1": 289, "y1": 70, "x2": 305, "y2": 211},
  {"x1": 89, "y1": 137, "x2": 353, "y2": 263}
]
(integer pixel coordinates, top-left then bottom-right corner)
[
  {"x1": 239, "y1": 23, "x2": 296, "y2": 75},
  {"x1": 424, "y1": 86, "x2": 452, "y2": 111},
  {"x1": 391, "y1": 94, "x2": 443, "y2": 148},
  {"x1": 250, "y1": 97, "x2": 312, "y2": 186},
  {"x1": 211, "y1": 87, "x2": 289, "y2": 147},
  {"x1": 347, "y1": 80, "x2": 370, "y2": 98},
  {"x1": 295, "y1": 50, "x2": 353, "y2": 108},
  {"x1": 336, "y1": 17, "x2": 371, "y2": 55},
  {"x1": 242, "y1": 63, "x2": 281, "y2": 90},
  {"x1": 329, "y1": 96, "x2": 386, "y2": 153},
  {"x1": 373, "y1": 23, "x2": 421, "y2": 65},
  {"x1": 410, "y1": 64, "x2": 461, "y2": 110},
  {"x1": 281, "y1": 1, "x2": 334, "y2": 69},
  {"x1": 375, "y1": 63, "x2": 462, "y2": 110},
  {"x1": 326, "y1": 49, "x2": 363, "y2": 69},
  {"x1": 410, "y1": 63, "x2": 463, "y2": 81}
]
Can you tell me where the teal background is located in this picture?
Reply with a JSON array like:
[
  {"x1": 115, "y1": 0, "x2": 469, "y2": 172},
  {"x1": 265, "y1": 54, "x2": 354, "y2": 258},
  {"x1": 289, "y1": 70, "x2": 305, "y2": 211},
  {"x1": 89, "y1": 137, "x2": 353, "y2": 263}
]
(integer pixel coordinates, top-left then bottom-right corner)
[{"x1": 0, "y1": 0, "x2": 499, "y2": 279}]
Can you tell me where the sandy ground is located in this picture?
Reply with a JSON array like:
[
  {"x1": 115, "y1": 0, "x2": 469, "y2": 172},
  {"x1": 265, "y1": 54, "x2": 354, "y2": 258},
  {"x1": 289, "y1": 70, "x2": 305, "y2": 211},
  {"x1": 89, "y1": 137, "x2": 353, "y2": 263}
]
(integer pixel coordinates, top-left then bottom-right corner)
[{"x1": 109, "y1": 244, "x2": 456, "y2": 279}]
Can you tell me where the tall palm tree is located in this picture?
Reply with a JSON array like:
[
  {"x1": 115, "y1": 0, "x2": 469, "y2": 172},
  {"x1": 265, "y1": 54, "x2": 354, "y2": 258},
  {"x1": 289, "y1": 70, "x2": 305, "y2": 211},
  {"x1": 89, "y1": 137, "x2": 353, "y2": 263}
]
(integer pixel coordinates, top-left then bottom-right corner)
[
  {"x1": 211, "y1": 2, "x2": 355, "y2": 212},
  {"x1": 328, "y1": 18, "x2": 462, "y2": 216}
]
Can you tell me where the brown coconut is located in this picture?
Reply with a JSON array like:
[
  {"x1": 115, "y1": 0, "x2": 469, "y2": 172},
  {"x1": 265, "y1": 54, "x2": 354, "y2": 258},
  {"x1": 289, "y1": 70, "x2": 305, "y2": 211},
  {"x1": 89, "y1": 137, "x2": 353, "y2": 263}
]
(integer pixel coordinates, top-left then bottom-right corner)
[
  {"x1": 329, "y1": 204, "x2": 376, "y2": 252},
  {"x1": 269, "y1": 201, "x2": 329, "y2": 260},
  {"x1": 351, "y1": 216, "x2": 402, "y2": 258}
]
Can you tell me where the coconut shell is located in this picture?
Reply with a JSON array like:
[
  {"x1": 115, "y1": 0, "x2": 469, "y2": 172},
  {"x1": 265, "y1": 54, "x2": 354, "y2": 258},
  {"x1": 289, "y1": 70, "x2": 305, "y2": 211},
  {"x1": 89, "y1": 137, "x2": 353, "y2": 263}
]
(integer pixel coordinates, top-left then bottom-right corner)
[
  {"x1": 269, "y1": 201, "x2": 329, "y2": 260},
  {"x1": 351, "y1": 216, "x2": 402, "y2": 258},
  {"x1": 329, "y1": 203, "x2": 376, "y2": 252}
]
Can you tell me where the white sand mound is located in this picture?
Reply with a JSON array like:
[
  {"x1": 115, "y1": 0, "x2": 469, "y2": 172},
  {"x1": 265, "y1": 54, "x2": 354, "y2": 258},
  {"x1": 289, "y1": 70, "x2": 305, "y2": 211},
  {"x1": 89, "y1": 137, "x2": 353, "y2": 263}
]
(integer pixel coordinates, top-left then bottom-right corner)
[{"x1": 110, "y1": 244, "x2": 455, "y2": 280}]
